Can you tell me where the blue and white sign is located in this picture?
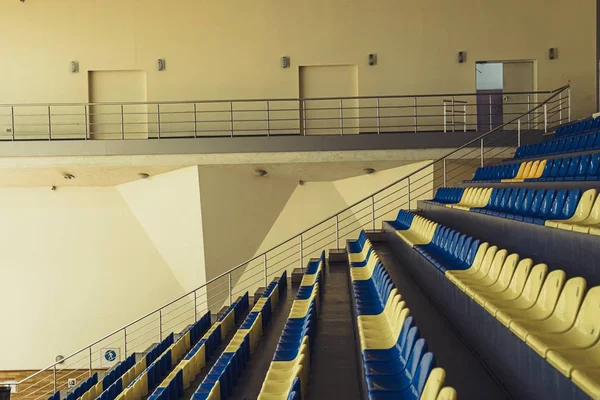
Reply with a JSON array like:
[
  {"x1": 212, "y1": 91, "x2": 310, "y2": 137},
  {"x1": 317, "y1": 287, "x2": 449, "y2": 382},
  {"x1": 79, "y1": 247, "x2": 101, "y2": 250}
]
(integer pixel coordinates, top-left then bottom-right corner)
[{"x1": 101, "y1": 348, "x2": 120, "y2": 367}]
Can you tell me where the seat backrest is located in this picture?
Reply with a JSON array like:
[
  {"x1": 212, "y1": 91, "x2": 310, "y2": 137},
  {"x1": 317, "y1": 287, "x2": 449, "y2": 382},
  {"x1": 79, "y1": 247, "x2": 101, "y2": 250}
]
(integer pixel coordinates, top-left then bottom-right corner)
[
  {"x1": 550, "y1": 277, "x2": 586, "y2": 326},
  {"x1": 473, "y1": 245, "x2": 499, "y2": 280},
  {"x1": 556, "y1": 158, "x2": 572, "y2": 179},
  {"x1": 559, "y1": 189, "x2": 583, "y2": 219},
  {"x1": 547, "y1": 189, "x2": 570, "y2": 219},
  {"x1": 521, "y1": 263, "x2": 549, "y2": 306},
  {"x1": 485, "y1": 249, "x2": 509, "y2": 283},
  {"x1": 519, "y1": 189, "x2": 536, "y2": 215},
  {"x1": 512, "y1": 188, "x2": 528, "y2": 213},
  {"x1": 437, "y1": 387, "x2": 458, "y2": 400},
  {"x1": 549, "y1": 159, "x2": 562, "y2": 178},
  {"x1": 577, "y1": 154, "x2": 592, "y2": 178},
  {"x1": 458, "y1": 236, "x2": 473, "y2": 262},
  {"x1": 506, "y1": 258, "x2": 533, "y2": 298},
  {"x1": 498, "y1": 189, "x2": 514, "y2": 211},
  {"x1": 469, "y1": 242, "x2": 489, "y2": 273},
  {"x1": 537, "y1": 189, "x2": 557, "y2": 218},
  {"x1": 585, "y1": 132, "x2": 597, "y2": 150},
  {"x1": 541, "y1": 159, "x2": 555, "y2": 177},
  {"x1": 573, "y1": 287, "x2": 600, "y2": 343},
  {"x1": 412, "y1": 352, "x2": 436, "y2": 396},
  {"x1": 396, "y1": 316, "x2": 414, "y2": 349},
  {"x1": 566, "y1": 156, "x2": 581, "y2": 178},
  {"x1": 535, "y1": 269, "x2": 567, "y2": 314},
  {"x1": 495, "y1": 254, "x2": 521, "y2": 290},
  {"x1": 406, "y1": 338, "x2": 428, "y2": 381},
  {"x1": 419, "y1": 368, "x2": 445, "y2": 400},
  {"x1": 588, "y1": 153, "x2": 600, "y2": 178}
]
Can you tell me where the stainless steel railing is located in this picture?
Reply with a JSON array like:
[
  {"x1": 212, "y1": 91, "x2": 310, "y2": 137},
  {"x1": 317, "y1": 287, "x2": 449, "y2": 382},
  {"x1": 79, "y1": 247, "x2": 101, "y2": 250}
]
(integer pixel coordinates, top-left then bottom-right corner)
[
  {"x1": 0, "y1": 89, "x2": 567, "y2": 141},
  {"x1": 8, "y1": 84, "x2": 570, "y2": 400}
]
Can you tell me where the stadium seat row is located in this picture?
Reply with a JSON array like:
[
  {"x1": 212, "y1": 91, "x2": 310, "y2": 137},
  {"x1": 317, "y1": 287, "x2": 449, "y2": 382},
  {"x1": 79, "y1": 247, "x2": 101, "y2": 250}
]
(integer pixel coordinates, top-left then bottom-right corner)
[
  {"x1": 514, "y1": 130, "x2": 600, "y2": 160},
  {"x1": 555, "y1": 117, "x2": 600, "y2": 138},
  {"x1": 148, "y1": 304, "x2": 245, "y2": 400},
  {"x1": 468, "y1": 153, "x2": 600, "y2": 183},
  {"x1": 428, "y1": 187, "x2": 600, "y2": 235},
  {"x1": 390, "y1": 210, "x2": 600, "y2": 399},
  {"x1": 258, "y1": 252, "x2": 325, "y2": 399},
  {"x1": 118, "y1": 293, "x2": 248, "y2": 400},
  {"x1": 47, "y1": 373, "x2": 99, "y2": 400},
  {"x1": 193, "y1": 272, "x2": 287, "y2": 400},
  {"x1": 347, "y1": 231, "x2": 456, "y2": 400}
]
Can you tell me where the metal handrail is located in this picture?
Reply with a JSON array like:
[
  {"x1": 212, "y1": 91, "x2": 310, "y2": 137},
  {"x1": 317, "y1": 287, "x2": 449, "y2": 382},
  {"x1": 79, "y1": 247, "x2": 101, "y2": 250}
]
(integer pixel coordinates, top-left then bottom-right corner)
[
  {"x1": 0, "y1": 89, "x2": 556, "y2": 108},
  {"x1": 14, "y1": 84, "x2": 569, "y2": 392}
]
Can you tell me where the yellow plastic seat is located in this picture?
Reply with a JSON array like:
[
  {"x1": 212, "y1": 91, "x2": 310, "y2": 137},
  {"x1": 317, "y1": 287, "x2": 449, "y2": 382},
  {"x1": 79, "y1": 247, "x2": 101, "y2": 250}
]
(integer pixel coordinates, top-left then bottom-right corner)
[
  {"x1": 349, "y1": 239, "x2": 373, "y2": 263},
  {"x1": 495, "y1": 269, "x2": 565, "y2": 327},
  {"x1": 447, "y1": 245, "x2": 499, "y2": 291},
  {"x1": 572, "y1": 193, "x2": 600, "y2": 234},
  {"x1": 510, "y1": 277, "x2": 586, "y2": 342},
  {"x1": 459, "y1": 249, "x2": 508, "y2": 292},
  {"x1": 419, "y1": 368, "x2": 446, "y2": 400},
  {"x1": 531, "y1": 159, "x2": 547, "y2": 179},
  {"x1": 472, "y1": 258, "x2": 531, "y2": 307},
  {"x1": 445, "y1": 242, "x2": 489, "y2": 279},
  {"x1": 502, "y1": 161, "x2": 531, "y2": 182},
  {"x1": 527, "y1": 286, "x2": 599, "y2": 360},
  {"x1": 464, "y1": 252, "x2": 518, "y2": 299},
  {"x1": 572, "y1": 368, "x2": 600, "y2": 399},
  {"x1": 546, "y1": 189, "x2": 598, "y2": 230},
  {"x1": 436, "y1": 387, "x2": 457, "y2": 400}
]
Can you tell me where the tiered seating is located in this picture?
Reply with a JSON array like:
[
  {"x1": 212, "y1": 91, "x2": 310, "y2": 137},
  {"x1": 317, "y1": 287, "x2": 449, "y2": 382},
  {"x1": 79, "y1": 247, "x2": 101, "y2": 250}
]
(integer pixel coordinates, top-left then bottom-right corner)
[
  {"x1": 192, "y1": 272, "x2": 287, "y2": 400},
  {"x1": 555, "y1": 117, "x2": 600, "y2": 137},
  {"x1": 428, "y1": 188, "x2": 464, "y2": 206},
  {"x1": 347, "y1": 231, "x2": 456, "y2": 400},
  {"x1": 514, "y1": 131, "x2": 600, "y2": 160},
  {"x1": 257, "y1": 252, "x2": 324, "y2": 399},
  {"x1": 47, "y1": 373, "x2": 100, "y2": 400},
  {"x1": 427, "y1": 187, "x2": 600, "y2": 234},
  {"x1": 467, "y1": 153, "x2": 600, "y2": 183},
  {"x1": 117, "y1": 294, "x2": 248, "y2": 400},
  {"x1": 391, "y1": 210, "x2": 600, "y2": 398},
  {"x1": 147, "y1": 301, "x2": 245, "y2": 400}
]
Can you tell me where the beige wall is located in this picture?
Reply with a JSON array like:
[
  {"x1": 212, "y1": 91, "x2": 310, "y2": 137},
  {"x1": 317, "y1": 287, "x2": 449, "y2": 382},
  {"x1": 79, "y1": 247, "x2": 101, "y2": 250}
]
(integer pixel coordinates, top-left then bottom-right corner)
[
  {"x1": 0, "y1": 187, "x2": 186, "y2": 370},
  {"x1": 0, "y1": 0, "x2": 594, "y2": 120}
]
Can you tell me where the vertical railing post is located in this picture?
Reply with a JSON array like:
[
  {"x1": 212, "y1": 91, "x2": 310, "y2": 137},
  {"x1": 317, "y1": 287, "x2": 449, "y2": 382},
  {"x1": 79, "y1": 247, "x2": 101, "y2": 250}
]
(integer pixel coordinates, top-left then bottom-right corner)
[
  {"x1": 47, "y1": 106, "x2": 52, "y2": 140},
  {"x1": 121, "y1": 105, "x2": 125, "y2": 140},
  {"x1": 488, "y1": 94, "x2": 492, "y2": 131},
  {"x1": 371, "y1": 196, "x2": 375, "y2": 230},
  {"x1": 335, "y1": 215, "x2": 339, "y2": 249},
  {"x1": 53, "y1": 365, "x2": 57, "y2": 393},
  {"x1": 527, "y1": 94, "x2": 532, "y2": 129},
  {"x1": 156, "y1": 104, "x2": 161, "y2": 139},
  {"x1": 443, "y1": 102, "x2": 447, "y2": 133},
  {"x1": 124, "y1": 328, "x2": 128, "y2": 358},
  {"x1": 339, "y1": 99, "x2": 344, "y2": 135},
  {"x1": 228, "y1": 273, "x2": 232, "y2": 306},
  {"x1": 159, "y1": 310, "x2": 163, "y2": 341},
  {"x1": 193, "y1": 291, "x2": 198, "y2": 322},
  {"x1": 193, "y1": 103, "x2": 198, "y2": 138},
  {"x1": 568, "y1": 86, "x2": 572, "y2": 122},
  {"x1": 451, "y1": 97, "x2": 455, "y2": 132},
  {"x1": 230, "y1": 102, "x2": 234, "y2": 137},
  {"x1": 480, "y1": 139, "x2": 484, "y2": 167},
  {"x1": 376, "y1": 98, "x2": 381, "y2": 134},
  {"x1": 518, "y1": 119, "x2": 521, "y2": 147},
  {"x1": 407, "y1": 178, "x2": 411, "y2": 209},
  {"x1": 413, "y1": 97, "x2": 418, "y2": 133},
  {"x1": 544, "y1": 104, "x2": 548, "y2": 134},
  {"x1": 559, "y1": 92, "x2": 563, "y2": 123},
  {"x1": 84, "y1": 105, "x2": 89, "y2": 140},
  {"x1": 300, "y1": 235, "x2": 304, "y2": 272},
  {"x1": 266, "y1": 101, "x2": 271, "y2": 137},
  {"x1": 89, "y1": 347, "x2": 93, "y2": 377},
  {"x1": 443, "y1": 159, "x2": 447, "y2": 188},
  {"x1": 463, "y1": 104, "x2": 467, "y2": 132},
  {"x1": 263, "y1": 254, "x2": 268, "y2": 287},
  {"x1": 10, "y1": 106, "x2": 15, "y2": 141},
  {"x1": 302, "y1": 100, "x2": 307, "y2": 136}
]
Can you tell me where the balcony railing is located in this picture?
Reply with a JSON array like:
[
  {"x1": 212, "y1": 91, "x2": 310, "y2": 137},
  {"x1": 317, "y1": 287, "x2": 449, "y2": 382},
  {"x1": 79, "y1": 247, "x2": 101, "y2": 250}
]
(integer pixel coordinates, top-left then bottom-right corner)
[{"x1": 0, "y1": 88, "x2": 569, "y2": 141}]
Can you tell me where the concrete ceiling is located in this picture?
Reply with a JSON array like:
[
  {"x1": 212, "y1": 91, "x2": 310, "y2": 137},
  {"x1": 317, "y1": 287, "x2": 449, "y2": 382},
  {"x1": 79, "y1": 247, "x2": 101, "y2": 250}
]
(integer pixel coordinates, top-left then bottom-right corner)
[{"x1": 0, "y1": 160, "x2": 427, "y2": 187}]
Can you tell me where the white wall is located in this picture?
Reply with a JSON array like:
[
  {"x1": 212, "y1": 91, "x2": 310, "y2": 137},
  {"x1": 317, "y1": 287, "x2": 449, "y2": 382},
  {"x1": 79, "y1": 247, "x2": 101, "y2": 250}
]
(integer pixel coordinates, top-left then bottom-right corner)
[{"x1": 0, "y1": 187, "x2": 185, "y2": 370}]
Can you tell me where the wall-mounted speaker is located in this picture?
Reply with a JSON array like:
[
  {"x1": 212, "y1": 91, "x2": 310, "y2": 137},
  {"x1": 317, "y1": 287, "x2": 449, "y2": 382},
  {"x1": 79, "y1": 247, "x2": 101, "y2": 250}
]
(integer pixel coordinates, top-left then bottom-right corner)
[
  {"x1": 70, "y1": 61, "x2": 79, "y2": 73},
  {"x1": 368, "y1": 53, "x2": 377, "y2": 66},
  {"x1": 157, "y1": 59, "x2": 166, "y2": 71},
  {"x1": 281, "y1": 56, "x2": 290, "y2": 69},
  {"x1": 458, "y1": 51, "x2": 467, "y2": 63},
  {"x1": 549, "y1": 48, "x2": 558, "y2": 60}
]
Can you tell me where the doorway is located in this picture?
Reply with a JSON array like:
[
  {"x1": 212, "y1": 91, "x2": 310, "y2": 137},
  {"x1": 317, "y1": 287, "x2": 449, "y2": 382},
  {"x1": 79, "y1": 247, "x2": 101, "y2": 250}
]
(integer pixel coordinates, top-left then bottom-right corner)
[
  {"x1": 88, "y1": 70, "x2": 148, "y2": 139},
  {"x1": 299, "y1": 65, "x2": 359, "y2": 135},
  {"x1": 476, "y1": 61, "x2": 534, "y2": 131}
]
